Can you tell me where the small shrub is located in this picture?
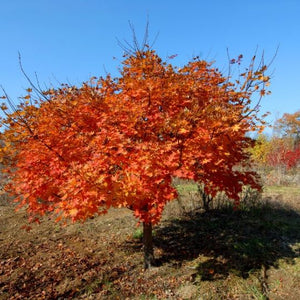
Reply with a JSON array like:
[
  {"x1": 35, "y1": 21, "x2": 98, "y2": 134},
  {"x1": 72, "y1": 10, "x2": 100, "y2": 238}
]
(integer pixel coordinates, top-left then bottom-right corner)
[{"x1": 132, "y1": 228, "x2": 143, "y2": 239}]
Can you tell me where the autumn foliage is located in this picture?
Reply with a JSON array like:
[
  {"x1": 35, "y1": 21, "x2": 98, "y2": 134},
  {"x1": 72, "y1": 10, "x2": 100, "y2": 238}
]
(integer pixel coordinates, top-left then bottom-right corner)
[
  {"x1": 266, "y1": 139, "x2": 300, "y2": 170},
  {"x1": 274, "y1": 110, "x2": 300, "y2": 141},
  {"x1": 252, "y1": 110, "x2": 300, "y2": 173},
  {"x1": 0, "y1": 47, "x2": 271, "y2": 268}
]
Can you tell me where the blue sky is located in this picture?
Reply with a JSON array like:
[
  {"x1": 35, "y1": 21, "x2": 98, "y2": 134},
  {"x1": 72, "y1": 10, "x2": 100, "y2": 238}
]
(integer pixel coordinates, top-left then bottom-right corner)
[{"x1": 0, "y1": 0, "x2": 299, "y2": 131}]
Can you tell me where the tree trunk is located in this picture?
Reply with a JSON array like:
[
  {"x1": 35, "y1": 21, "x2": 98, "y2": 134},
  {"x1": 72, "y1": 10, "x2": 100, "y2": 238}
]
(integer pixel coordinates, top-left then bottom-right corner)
[{"x1": 143, "y1": 222, "x2": 154, "y2": 269}]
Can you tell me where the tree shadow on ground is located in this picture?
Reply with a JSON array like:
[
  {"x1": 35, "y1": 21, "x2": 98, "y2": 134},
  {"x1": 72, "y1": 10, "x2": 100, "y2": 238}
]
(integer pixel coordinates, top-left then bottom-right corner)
[{"x1": 153, "y1": 200, "x2": 300, "y2": 281}]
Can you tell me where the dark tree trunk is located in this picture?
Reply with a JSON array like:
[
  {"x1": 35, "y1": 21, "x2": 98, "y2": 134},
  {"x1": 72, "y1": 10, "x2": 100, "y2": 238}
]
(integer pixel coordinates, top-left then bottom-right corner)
[{"x1": 143, "y1": 222, "x2": 154, "y2": 269}]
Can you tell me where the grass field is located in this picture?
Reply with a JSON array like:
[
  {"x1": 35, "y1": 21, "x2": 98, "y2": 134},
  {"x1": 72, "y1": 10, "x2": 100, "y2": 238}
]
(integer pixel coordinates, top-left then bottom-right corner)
[{"x1": 0, "y1": 184, "x2": 299, "y2": 299}]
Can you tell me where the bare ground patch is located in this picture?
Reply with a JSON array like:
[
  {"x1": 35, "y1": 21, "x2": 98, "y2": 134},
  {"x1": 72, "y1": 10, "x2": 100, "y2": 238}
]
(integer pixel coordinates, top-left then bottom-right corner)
[{"x1": 0, "y1": 187, "x2": 299, "y2": 299}]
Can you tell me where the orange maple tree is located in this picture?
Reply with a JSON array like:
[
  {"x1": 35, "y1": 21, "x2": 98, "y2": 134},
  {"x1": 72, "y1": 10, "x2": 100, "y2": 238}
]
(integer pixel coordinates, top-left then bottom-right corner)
[{"x1": 0, "y1": 46, "x2": 270, "y2": 268}]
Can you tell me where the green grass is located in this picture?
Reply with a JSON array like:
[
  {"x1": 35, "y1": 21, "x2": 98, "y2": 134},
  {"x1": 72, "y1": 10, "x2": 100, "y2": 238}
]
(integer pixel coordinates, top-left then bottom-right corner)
[
  {"x1": 132, "y1": 228, "x2": 143, "y2": 239},
  {"x1": 175, "y1": 181, "x2": 300, "y2": 198},
  {"x1": 175, "y1": 182, "x2": 198, "y2": 194},
  {"x1": 264, "y1": 185, "x2": 300, "y2": 196}
]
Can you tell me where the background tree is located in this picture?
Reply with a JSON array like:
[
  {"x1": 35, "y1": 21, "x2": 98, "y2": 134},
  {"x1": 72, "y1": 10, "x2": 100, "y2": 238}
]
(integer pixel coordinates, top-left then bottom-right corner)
[
  {"x1": 274, "y1": 110, "x2": 300, "y2": 148},
  {"x1": 251, "y1": 111, "x2": 300, "y2": 185},
  {"x1": 0, "y1": 43, "x2": 271, "y2": 269},
  {"x1": 250, "y1": 134, "x2": 271, "y2": 168}
]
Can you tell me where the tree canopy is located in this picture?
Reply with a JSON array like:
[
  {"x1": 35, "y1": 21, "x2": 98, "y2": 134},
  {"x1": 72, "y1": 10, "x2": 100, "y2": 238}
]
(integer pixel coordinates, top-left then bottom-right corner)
[
  {"x1": 0, "y1": 46, "x2": 271, "y2": 268},
  {"x1": 274, "y1": 110, "x2": 300, "y2": 146}
]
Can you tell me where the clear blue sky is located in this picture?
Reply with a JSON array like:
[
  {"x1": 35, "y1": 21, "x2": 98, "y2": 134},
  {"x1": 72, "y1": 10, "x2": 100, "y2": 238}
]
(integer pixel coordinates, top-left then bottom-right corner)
[{"x1": 0, "y1": 0, "x2": 299, "y2": 131}]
